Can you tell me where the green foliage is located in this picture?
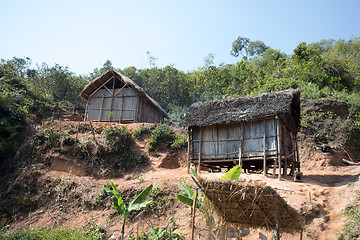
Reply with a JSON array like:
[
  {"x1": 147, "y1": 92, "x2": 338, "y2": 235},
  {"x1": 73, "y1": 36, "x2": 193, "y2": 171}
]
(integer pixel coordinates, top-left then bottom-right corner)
[
  {"x1": 147, "y1": 125, "x2": 176, "y2": 151},
  {"x1": 129, "y1": 219, "x2": 183, "y2": 240},
  {"x1": 221, "y1": 165, "x2": 242, "y2": 181},
  {"x1": 103, "y1": 181, "x2": 153, "y2": 240},
  {"x1": 338, "y1": 191, "x2": 360, "y2": 240},
  {"x1": 133, "y1": 125, "x2": 154, "y2": 139},
  {"x1": 0, "y1": 227, "x2": 101, "y2": 240},
  {"x1": 170, "y1": 135, "x2": 187, "y2": 150},
  {"x1": 176, "y1": 179, "x2": 201, "y2": 209},
  {"x1": 83, "y1": 215, "x2": 106, "y2": 240}
]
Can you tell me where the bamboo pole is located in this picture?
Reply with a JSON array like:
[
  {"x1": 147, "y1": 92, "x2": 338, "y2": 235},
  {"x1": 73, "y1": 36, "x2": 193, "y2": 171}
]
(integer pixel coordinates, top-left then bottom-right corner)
[
  {"x1": 273, "y1": 118, "x2": 277, "y2": 178},
  {"x1": 99, "y1": 92, "x2": 105, "y2": 121},
  {"x1": 191, "y1": 188, "x2": 198, "y2": 240},
  {"x1": 59, "y1": 118, "x2": 62, "y2": 153},
  {"x1": 187, "y1": 128, "x2": 191, "y2": 174},
  {"x1": 89, "y1": 76, "x2": 114, "y2": 97},
  {"x1": 84, "y1": 101, "x2": 89, "y2": 121},
  {"x1": 263, "y1": 119, "x2": 267, "y2": 176},
  {"x1": 109, "y1": 74, "x2": 116, "y2": 122},
  {"x1": 198, "y1": 128, "x2": 203, "y2": 174},
  {"x1": 89, "y1": 121, "x2": 98, "y2": 145},
  {"x1": 75, "y1": 120, "x2": 80, "y2": 142},
  {"x1": 295, "y1": 134, "x2": 300, "y2": 172},
  {"x1": 277, "y1": 118, "x2": 282, "y2": 181}
]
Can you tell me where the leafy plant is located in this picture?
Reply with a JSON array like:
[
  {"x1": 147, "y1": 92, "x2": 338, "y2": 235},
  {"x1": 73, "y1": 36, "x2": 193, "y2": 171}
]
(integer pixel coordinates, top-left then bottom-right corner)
[
  {"x1": 176, "y1": 179, "x2": 201, "y2": 210},
  {"x1": 170, "y1": 135, "x2": 187, "y2": 150},
  {"x1": 147, "y1": 125, "x2": 176, "y2": 151},
  {"x1": 133, "y1": 125, "x2": 153, "y2": 139},
  {"x1": 104, "y1": 181, "x2": 153, "y2": 240},
  {"x1": 129, "y1": 218, "x2": 183, "y2": 240},
  {"x1": 221, "y1": 165, "x2": 242, "y2": 180}
]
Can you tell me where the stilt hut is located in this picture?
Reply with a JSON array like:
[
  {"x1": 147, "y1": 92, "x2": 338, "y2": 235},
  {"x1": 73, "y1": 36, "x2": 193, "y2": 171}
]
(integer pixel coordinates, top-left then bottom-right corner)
[
  {"x1": 181, "y1": 89, "x2": 301, "y2": 179},
  {"x1": 80, "y1": 70, "x2": 169, "y2": 123}
]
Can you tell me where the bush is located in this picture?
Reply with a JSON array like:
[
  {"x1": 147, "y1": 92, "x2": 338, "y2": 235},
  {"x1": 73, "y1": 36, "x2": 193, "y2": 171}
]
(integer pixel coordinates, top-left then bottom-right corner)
[
  {"x1": 0, "y1": 227, "x2": 101, "y2": 240},
  {"x1": 147, "y1": 125, "x2": 176, "y2": 151},
  {"x1": 171, "y1": 135, "x2": 188, "y2": 150},
  {"x1": 133, "y1": 125, "x2": 153, "y2": 139},
  {"x1": 102, "y1": 126, "x2": 132, "y2": 154}
]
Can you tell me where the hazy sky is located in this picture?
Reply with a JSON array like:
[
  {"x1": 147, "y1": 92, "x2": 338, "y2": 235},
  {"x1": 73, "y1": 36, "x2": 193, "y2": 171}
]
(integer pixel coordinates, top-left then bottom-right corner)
[{"x1": 1, "y1": 0, "x2": 360, "y2": 75}]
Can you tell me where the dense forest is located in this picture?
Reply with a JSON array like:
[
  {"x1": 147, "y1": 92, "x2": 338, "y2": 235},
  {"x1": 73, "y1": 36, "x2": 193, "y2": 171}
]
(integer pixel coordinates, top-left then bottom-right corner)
[{"x1": 1, "y1": 37, "x2": 360, "y2": 159}]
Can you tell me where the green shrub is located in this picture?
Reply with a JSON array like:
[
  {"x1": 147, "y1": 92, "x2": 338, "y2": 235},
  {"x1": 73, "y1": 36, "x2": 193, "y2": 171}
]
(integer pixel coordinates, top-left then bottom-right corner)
[
  {"x1": 170, "y1": 135, "x2": 187, "y2": 150},
  {"x1": 0, "y1": 227, "x2": 101, "y2": 240},
  {"x1": 147, "y1": 125, "x2": 176, "y2": 151},
  {"x1": 102, "y1": 126, "x2": 132, "y2": 154},
  {"x1": 133, "y1": 125, "x2": 153, "y2": 139}
]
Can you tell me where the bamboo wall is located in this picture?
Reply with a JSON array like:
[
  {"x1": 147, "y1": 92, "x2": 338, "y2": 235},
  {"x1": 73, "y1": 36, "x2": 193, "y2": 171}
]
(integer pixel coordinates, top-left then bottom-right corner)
[
  {"x1": 85, "y1": 87, "x2": 163, "y2": 123},
  {"x1": 189, "y1": 117, "x2": 299, "y2": 177}
]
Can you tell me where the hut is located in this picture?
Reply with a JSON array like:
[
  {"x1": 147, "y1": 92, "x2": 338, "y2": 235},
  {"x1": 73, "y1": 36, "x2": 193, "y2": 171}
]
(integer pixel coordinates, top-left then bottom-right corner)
[
  {"x1": 181, "y1": 89, "x2": 301, "y2": 179},
  {"x1": 80, "y1": 70, "x2": 169, "y2": 123}
]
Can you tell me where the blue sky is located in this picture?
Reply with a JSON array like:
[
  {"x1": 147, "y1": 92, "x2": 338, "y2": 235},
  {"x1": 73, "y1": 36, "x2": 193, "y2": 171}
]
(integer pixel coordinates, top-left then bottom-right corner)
[{"x1": 1, "y1": 0, "x2": 359, "y2": 75}]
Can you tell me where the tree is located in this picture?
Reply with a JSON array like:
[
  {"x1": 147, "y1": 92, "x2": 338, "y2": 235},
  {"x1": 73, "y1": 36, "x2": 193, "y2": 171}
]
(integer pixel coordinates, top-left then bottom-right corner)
[{"x1": 231, "y1": 36, "x2": 268, "y2": 60}]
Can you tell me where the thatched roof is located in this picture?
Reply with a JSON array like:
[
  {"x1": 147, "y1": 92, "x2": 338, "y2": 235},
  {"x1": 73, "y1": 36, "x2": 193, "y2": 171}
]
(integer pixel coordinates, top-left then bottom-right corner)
[
  {"x1": 181, "y1": 89, "x2": 300, "y2": 130},
  {"x1": 194, "y1": 177, "x2": 304, "y2": 233},
  {"x1": 80, "y1": 70, "x2": 169, "y2": 119}
]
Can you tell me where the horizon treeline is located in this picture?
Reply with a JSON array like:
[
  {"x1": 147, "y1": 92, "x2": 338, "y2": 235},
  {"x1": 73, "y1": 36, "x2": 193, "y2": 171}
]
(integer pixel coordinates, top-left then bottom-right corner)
[{"x1": 1, "y1": 37, "x2": 360, "y2": 157}]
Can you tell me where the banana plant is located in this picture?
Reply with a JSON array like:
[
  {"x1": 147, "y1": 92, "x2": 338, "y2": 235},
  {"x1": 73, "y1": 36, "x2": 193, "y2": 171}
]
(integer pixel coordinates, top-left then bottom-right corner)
[
  {"x1": 221, "y1": 165, "x2": 242, "y2": 180},
  {"x1": 104, "y1": 180, "x2": 153, "y2": 240},
  {"x1": 176, "y1": 168, "x2": 202, "y2": 210}
]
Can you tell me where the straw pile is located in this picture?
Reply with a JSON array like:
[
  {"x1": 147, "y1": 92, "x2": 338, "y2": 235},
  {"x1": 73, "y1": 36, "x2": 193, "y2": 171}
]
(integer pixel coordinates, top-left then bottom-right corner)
[{"x1": 194, "y1": 177, "x2": 304, "y2": 233}]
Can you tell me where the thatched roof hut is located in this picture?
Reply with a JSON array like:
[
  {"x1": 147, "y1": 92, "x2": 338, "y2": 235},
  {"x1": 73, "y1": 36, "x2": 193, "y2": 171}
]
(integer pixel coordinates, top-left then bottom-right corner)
[
  {"x1": 80, "y1": 70, "x2": 169, "y2": 123},
  {"x1": 182, "y1": 90, "x2": 301, "y2": 179},
  {"x1": 181, "y1": 89, "x2": 300, "y2": 132}
]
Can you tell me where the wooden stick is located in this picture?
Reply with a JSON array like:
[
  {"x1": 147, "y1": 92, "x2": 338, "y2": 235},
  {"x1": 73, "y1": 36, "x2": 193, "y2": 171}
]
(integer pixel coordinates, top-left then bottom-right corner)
[
  {"x1": 75, "y1": 120, "x2": 80, "y2": 142},
  {"x1": 99, "y1": 92, "x2": 105, "y2": 121},
  {"x1": 187, "y1": 128, "x2": 191, "y2": 174},
  {"x1": 263, "y1": 119, "x2": 267, "y2": 176},
  {"x1": 273, "y1": 118, "x2": 277, "y2": 178},
  {"x1": 114, "y1": 83, "x2": 128, "y2": 96},
  {"x1": 89, "y1": 121, "x2": 98, "y2": 145},
  {"x1": 198, "y1": 128, "x2": 203, "y2": 174},
  {"x1": 295, "y1": 134, "x2": 300, "y2": 172},
  {"x1": 277, "y1": 118, "x2": 282, "y2": 180},
  {"x1": 191, "y1": 188, "x2": 198, "y2": 240},
  {"x1": 59, "y1": 118, "x2": 62, "y2": 153},
  {"x1": 109, "y1": 73, "x2": 116, "y2": 122},
  {"x1": 89, "y1": 76, "x2": 114, "y2": 97}
]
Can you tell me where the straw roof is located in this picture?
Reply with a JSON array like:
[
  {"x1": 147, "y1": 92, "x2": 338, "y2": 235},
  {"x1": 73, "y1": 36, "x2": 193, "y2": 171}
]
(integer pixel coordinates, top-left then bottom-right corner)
[
  {"x1": 194, "y1": 177, "x2": 304, "y2": 233},
  {"x1": 80, "y1": 70, "x2": 169, "y2": 119},
  {"x1": 181, "y1": 89, "x2": 300, "y2": 130}
]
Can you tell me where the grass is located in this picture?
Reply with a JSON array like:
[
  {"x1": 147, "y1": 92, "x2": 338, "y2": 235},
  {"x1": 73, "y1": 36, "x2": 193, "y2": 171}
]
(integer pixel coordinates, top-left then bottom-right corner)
[
  {"x1": 0, "y1": 227, "x2": 102, "y2": 240},
  {"x1": 338, "y1": 191, "x2": 360, "y2": 240}
]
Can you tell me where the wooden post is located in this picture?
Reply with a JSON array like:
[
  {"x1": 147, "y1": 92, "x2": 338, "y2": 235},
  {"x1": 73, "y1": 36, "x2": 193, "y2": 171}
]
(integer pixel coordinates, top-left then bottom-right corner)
[
  {"x1": 89, "y1": 121, "x2": 98, "y2": 145},
  {"x1": 273, "y1": 118, "x2": 277, "y2": 178},
  {"x1": 263, "y1": 119, "x2": 267, "y2": 176},
  {"x1": 99, "y1": 92, "x2": 105, "y2": 121},
  {"x1": 59, "y1": 118, "x2": 62, "y2": 153},
  {"x1": 283, "y1": 125, "x2": 287, "y2": 178},
  {"x1": 277, "y1": 117, "x2": 282, "y2": 180},
  {"x1": 239, "y1": 124, "x2": 244, "y2": 169},
  {"x1": 109, "y1": 74, "x2": 116, "y2": 122},
  {"x1": 198, "y1": 128, "x2": 203, "y2": 174},
  {"x1": 84, "y1": 101, "x2": 89, "y2": 121},
  {"x1": 75, "y1": 120, "x2": 80, "y2": 142},
  {"x1": 191, "y1": 188, "x2": 198, "y2": 240},
  {"x1": 295, "y1": 134, "x2": 300, "y2": 172},
  {"x1": 187, "y1": 128, "x2": 191, "y2": 174}
]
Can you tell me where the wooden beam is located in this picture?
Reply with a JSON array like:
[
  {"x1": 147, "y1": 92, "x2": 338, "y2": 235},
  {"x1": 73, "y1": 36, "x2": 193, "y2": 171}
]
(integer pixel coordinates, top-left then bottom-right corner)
[
  {"x1": 98, "y1": 92, "x2": 105, "y2": 121},
  {"x1": 238, "y1": 123, "x2": 244, "y2": 168},
  {"x1": 198, "y1": 128, "x2": 203, "y2": 174},
  {"x1": 109, "y1": 74, "x2": 116, "y2": 122},
  {"x1": 295, "y1": 134, "x2": 300, "y2": 172},
  {"x1": 89, "y1": 76, "x2": 114, "y2": 97},
  {"x1": 263, "y1": 119, "x2": 267, "y2": 176},
  {"x1": 273, "y1": 118, "x2": 277, "y2": 178},
  {"x1": 114, "y1": 83, "x2": 128, "y2": 96},
  {"x1": 84, "y1": 100, "x2": 89, "y2": 121},
  {"x1": 187, "y1": 128, "x2": 191, "y2": 174},
  {"x1": 277, "y1": 117, "x2": 282, "y2": 180}
]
